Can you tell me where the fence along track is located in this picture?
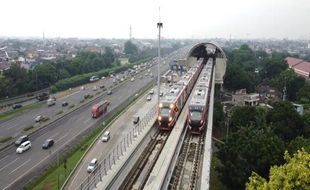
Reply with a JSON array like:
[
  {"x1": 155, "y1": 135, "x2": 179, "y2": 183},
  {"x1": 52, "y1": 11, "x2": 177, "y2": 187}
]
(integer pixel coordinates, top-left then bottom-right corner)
[
  {"x1": 119, "y1": 130, "x2": 170, "y2": 190},
  {"x1": 169, "y1": 132, "x2": 205, "y2": 190}
]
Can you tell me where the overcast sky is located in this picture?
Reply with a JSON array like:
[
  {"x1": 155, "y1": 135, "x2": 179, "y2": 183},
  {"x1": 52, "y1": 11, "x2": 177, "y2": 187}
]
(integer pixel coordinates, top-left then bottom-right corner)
[{"x1": 1, "y1": 0, "x2": 309, "y2": 39}]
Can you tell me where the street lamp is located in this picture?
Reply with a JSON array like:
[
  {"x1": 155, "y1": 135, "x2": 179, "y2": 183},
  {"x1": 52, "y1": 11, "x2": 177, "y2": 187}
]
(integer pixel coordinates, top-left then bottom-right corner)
[{"x1": 157, "y1": 9, "x2": 163, "y2": 108}]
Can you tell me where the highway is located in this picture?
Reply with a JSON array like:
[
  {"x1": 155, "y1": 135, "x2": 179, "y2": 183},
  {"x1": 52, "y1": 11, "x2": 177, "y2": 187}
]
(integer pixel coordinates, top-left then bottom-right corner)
[
  {"x1": 0, "y1": 48, "x2": 189, "y2": 190},
  {"x1": 0, "y1": 78, "x2": 113, "y2": 138}
]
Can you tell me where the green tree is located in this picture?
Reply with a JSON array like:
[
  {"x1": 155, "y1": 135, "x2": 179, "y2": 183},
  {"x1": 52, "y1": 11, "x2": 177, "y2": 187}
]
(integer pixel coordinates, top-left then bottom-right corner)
[
  {"x1": 124, "y1": 40, "x2": 138, "y2": 55},
  {"x1": 297, "y1": 82, "x2": 310, "y2": 104},
  {"x1": 217, "y1": 126, "x2": 285, "y2": 190},
  {"x1": 103, "y1": 47, "x2": 115, "y2": 67},
  {"x1": 3, "y1": 63, "x2": 29, "y2": 95},
  {"x1": 230, "y1": 106, "x2": 257, "y2": 130},
  {"x1": 260, "y1": 58, "x2": 288, "y2": 80},
  {"x1": 223, "y1": 64, "x2": 255, "y2": 92},
  {"x1": 287, "y1": 136, "x2": 310, "y2": 154},
  {"x1": 266, "y1": 101, "x2": 306, "y2": 141},
  {"x1": 214, "y1": 100, "x2": 224, "y2": 128},
  {"x1": 246, "y1": 149, "x2": 310, "y2": 190}
]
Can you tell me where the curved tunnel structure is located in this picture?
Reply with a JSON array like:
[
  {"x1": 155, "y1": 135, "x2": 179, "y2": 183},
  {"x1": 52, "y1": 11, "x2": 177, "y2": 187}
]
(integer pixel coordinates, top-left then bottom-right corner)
[{"x1": 186, "y1": 42, "x2": 227, "y2": 84}]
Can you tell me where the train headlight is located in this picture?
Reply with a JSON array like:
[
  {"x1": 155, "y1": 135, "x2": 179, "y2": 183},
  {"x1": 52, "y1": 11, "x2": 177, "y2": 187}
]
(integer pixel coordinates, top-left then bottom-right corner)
[
  {"x1": 200, "y1": 120, "x2": 203, "y2": 124},
  {"x1": 158, "y1": 116, "x2": 162, "y2": 121},
  {"x1": 170, "y1": 104, "x2": 174, "y2": 109},
  {"x1": 159, "y1": 103, "x2": 163, "y2": 108},
  {"x1": 169, "y1": 116, "x2": 173, "y2": 122}
]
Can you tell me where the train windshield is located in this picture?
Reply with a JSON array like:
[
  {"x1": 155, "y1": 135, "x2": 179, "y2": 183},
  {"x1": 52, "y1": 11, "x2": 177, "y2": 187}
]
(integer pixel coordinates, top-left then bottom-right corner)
[
  {"x1": 160, "y1": 108, "x2": 170, "y2": 117},
  {"x1": 190, "y1": 111, "x2": 202, "y2": 121}
]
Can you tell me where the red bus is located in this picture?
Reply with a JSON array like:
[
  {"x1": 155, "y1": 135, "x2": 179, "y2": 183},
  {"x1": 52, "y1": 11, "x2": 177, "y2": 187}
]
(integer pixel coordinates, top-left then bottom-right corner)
[{"x1": 91, "y1": 100, "x2": 110, "y2": 118}]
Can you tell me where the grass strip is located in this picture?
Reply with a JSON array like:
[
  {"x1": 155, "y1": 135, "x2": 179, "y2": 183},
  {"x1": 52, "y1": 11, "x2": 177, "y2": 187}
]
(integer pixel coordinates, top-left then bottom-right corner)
[{"x1": 0, "y1": 103, "x2": 42, "y2": 122}]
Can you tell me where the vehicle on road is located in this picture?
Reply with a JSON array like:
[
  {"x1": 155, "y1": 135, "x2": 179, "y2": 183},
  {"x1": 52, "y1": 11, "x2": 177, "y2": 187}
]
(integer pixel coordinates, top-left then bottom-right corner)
[
  {"x1": 133, "y1": 115, "x2": 140, "y2": 124},
  {"x1": 93, "y1": 86, "x2": 98, "y2": 91},
  {"x1": 107, "y1": 90, "x2": 112, "y2": 95},
  {"x1": 89, "y1": 76, "x2": 99, "y2": 82},
  {"x1": 101, "y1": 131, "x2": 110, "y2": 142},
  {"x1": 16, "y1": 141, "x2": 31, "y2": 154},
  {"x1": 147, "y1": 95, "x2": 152, "y2": 101},
  {"x1": 47, "y1": 98, "x2": 56, "y2": 106},
  {"x1": 160, "y1": 92, "x2": 163, "y2": 97},
  {"x1": 149, "y1": 89, "x2": 154, "y2": 95},
  {"x1": 84, "y1": 93, "x2": 90, "y2": 99},
  {"x1": 101, "y1": 76, "x2": 105, "y2": 79},
  {"x1": 36, "y1": 92, "x2": 49, "y2": 101},
  {"x1": 62, "y1": 101, "x2": 69, "y2": 107},
  {"x1": 99, "y1": 84, "x2": 105, "y2": 89},
  {"x1": 131, "y1": 77, "x2": 135, "y2": 82},
  {"x1": 12, "y1": 104, "x2": 22, "y2": 109},
  {"x1": 87, "y1": 158, "x2": 98, "y2": 173},
  {"x1": 91, "y1": 100, "x2": 110, "y2": 118},
  {"x1": 15, "y1": 135, "x2": 29, "y2": 146},
  {"x1": 80, "y1": 86, "x2": 85, "y2": 91},
  {"x1": 35, "y1": 115, "x2": 44, "y2": 122},
  {"x1": 42, "y1": 139, "x2": 54, "y2": 149}
]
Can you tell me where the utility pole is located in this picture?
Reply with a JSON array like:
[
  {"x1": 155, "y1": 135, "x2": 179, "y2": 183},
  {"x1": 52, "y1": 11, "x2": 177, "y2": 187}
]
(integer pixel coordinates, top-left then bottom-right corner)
[
  {"x1": 129, "y1": 25, "x2": 132, "y2": 40},
  {"x1": 157, "y1": 7, "x2": 163, "y2": 108}
]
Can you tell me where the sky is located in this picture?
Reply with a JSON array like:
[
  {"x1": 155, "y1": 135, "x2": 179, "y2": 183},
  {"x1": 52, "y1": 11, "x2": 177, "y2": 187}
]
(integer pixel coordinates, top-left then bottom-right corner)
[{"x1": 0, "y1": 0, "x2": 310, "y2": 39}]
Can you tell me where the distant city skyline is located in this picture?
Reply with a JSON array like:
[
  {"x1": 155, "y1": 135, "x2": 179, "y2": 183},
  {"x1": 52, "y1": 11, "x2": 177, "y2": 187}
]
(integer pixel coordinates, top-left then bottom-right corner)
[{"x1": 0, "y1": 0, "x2": 310, "y2": 40}]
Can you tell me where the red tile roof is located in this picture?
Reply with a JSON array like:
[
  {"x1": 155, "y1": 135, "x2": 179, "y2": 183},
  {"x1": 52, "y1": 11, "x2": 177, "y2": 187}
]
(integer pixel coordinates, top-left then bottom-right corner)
[
  {"x1": 286, "y1": 57, "x2": 310, "y2": 78},
  {"x1": 285, "y1": 57, "x2": 304, "y2": 68}
]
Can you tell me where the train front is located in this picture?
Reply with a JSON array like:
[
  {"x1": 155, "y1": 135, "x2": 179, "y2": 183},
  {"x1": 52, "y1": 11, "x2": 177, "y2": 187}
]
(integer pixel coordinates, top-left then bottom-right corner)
[
  {"x1": 188, "y1": 106, "x2": 205, "y2": 134},
  {"x1": 158, "y1": 102, "x2": 176, "y2": 130}
]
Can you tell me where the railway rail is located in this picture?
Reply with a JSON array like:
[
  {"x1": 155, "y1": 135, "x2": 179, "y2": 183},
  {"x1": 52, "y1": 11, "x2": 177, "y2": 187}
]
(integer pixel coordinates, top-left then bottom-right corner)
[
  {"x1": 169, "y1": 132, "x2": 205, "y2": 190},
  {"x1": 119, "y1": 130, "x2": 170, "y2": 190}
]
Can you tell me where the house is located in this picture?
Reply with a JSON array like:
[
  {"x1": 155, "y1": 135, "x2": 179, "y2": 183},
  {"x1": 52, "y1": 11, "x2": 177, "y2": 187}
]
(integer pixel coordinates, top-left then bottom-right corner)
[{"x1": 286, "y1": 57, "x2": 310, "y2": 79}]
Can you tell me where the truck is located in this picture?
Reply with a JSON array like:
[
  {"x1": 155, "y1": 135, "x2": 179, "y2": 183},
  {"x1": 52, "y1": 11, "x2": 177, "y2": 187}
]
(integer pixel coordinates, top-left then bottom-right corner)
[
  {"x1": 36, "y1": 92, "x2": 49, "y2": 101},
  {"x1": 91, "y1": 100, "x2": 110, "y2": 118}
]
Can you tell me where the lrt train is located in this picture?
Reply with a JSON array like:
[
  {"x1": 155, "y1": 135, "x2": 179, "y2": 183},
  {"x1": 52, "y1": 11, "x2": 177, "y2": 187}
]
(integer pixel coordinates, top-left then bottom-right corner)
[
  {"x1": 187, "y1": 59, "x2": 213, "y2": 134},
  {"x1": 157, "y1": 59, "x2": 204, "y2": 130}
]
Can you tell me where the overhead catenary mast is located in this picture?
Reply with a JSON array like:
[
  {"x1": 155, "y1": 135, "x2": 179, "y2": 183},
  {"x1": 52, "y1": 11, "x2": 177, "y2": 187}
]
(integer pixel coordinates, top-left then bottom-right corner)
[{"x1": 157, "y1": 7, "x2": 163, "y2": 108}]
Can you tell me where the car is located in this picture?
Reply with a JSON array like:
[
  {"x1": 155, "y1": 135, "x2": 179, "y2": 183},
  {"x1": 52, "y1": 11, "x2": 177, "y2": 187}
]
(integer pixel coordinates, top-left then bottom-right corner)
[
  {"x1": 80, "y1": 86, "x2": 85, "y2": 91},
  {"x1": 149, "y1": 89, "x2": 154, "y2": 95},
  {"x1": 15, "y1": 135, "x2": 29, "y2": 146},
  {"x1": 101, "y1": 76, "x2": 105, "y2": 79},
  {"x1": 101, "y1": 131, "x2": 110, "y2": 142},
  {"x1": 84, "y1": 94, "x2": 90, "y2": 99},
  {"x1": 12, "y1": 104, "x2": 23, "y2": 109},
  {"x1": 89, "y1": 76, "x2": 99, "y2": 82},
  {"x1": 147, "y1": 95, "x2": 152, "y2": 101},
  {"x1": 133, "y1": 115, "x2": 140, "y2": 124},
  {"x1": 16, "y1": 141, "x2": 31, "y2": 154},
  {"x1": 87, "y1": 158, "x2": 98, "y2": 173},
  {"x1": 145, "y1": 73, "x2": 148, "y2": 76},
  {"x1": 35, "y1": 115, "x2": 44, "y2": 122},
  {"x1": 62, "y1": 101, "x2": 69, "y2": 107},
  {"x1": 120, "y1": 78, "x2": 124, "y2": 82},
  {"x1": 99, "y1": 84, "x2": 105, "y2": 89},
  {"x1": 139, "y1": 76, "x2": 143, "y2": 79},
  {"x1": 160, "y1": 92, "x2": 164, "y2": 97},
  {"x1": 93, "y1": 86, "x2": 98, "y2": 91},
  {"x1": 131, "y1": 77, "x2": 135, "y2": 82},
  {"x1": 107, "y1": 90, "x2": 112, "y2": 95},
  {"x1": 42, "y1": 139, "x2": 54, "y2": 149}
]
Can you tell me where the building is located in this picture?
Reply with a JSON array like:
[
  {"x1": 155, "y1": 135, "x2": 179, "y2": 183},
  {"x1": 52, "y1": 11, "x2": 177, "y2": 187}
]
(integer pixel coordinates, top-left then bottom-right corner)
[
  {"x1": 232, "y1": 89, "x2": 260, "y2": 106},
  {"x1": 286, "y1": 57, "x2": 310, "y2": 79}
]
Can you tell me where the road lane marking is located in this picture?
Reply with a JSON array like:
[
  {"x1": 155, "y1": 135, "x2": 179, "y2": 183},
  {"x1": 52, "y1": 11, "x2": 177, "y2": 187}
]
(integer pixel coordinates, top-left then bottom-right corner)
[
  {"x1": 49, "y1": 132, "x2": 60, "y2": 140},
  {"x1": 0, "y1": 157, "x2": 19, "y2": 172},
  {"x1": 57, "y1": 133, "x2": 69, "y2": 142},
  {"x1": 83, "y1": 118, "x2": 91, "y2": 124},
  {"x1": 0, "y1": 155, "x2": 8, "y2": 163},
  {"x1": 9, "y1": 159, "x2": 31, "y2": 174}
]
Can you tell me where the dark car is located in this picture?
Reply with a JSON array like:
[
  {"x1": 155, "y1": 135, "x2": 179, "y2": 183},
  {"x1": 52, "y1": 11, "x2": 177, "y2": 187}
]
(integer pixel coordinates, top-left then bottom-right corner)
[
  {"x1": 12, "y1": 104, "x2": 23, "y2": 109},
  {"x1": 42, "y1": 139, "x2": 54, "y2": 149},
  {"x1": 84, "y1": 94, "x2": 90, "y2": 99},
  {"x1": 62, "y1": 101, "x2": 69, "y2": 107},
  {"x1": 15, "y1": 135, "x2": 29, "y2": 146}
]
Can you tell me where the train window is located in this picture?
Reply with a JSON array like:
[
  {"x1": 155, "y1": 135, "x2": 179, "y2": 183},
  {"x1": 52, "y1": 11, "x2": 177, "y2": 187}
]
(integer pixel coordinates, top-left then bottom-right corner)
[
  {"x1": 190, "y1": 111, "x2": 202, "y2": 120},
  {"x1": 160, "y1": 108, "x2": 170, "y2": 116}
]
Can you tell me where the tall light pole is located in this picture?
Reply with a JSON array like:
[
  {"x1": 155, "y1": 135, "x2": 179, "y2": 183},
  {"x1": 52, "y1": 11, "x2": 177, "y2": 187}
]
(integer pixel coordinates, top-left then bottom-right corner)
[{"x1": 157, "y1": 8, "x2": 163, "y2": 107}]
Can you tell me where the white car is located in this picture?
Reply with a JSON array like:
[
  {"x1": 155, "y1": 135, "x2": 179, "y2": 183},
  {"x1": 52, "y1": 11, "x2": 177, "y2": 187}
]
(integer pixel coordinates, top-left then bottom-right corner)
[
  {"x1": 16, "y1": 141, "x2": 31, "y2": 154},
  {"x1": 101, "y1": 76, "x2": 105, "y2": 79},
  {"x1": 101, "y1": 131, "x2": 110, "y2": 142},
  {"x1": 35, "y1": 115, "x2": 44, "y2": 122},
  {"x1": 147, "y1": 95, "x2": 152, "y2": 101},
  {"x1": 149, "y1": 89, "x2": 154, "y2": 95},
  {"x1": 87, "y1": 158, "x2": 98, "y2": 173},
  {"x1": 89, "y1": 76, "x2": 99, "y2": 82},
  {"x1": 93, "y1": 86, "x2": 98, "y2": 91},
  {"x1": 131, "y1": 77, "x2": 135, "y2": 82}
]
